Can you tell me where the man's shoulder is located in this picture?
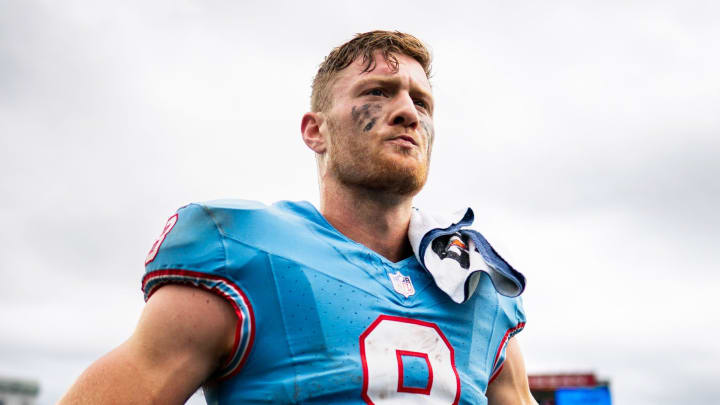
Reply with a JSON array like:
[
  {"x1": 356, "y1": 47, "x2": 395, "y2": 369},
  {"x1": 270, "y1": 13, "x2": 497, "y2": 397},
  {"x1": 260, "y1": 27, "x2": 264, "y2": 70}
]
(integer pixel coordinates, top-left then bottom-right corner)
[
  {"x1": 185, "y1": 199, "x2": 269, "y2": 223},
  {"x1": 193, "y1": 199, "x2": 317, "y2": 229},
  {"x1": 184, "y1": 199, "x2": 324, "y2": 252},
  {"x1": 144, "y1": 198, "x2": 321, "y2": 296},
  {"x1": 199, "y1": 198, "x2": 268, "y2": 212},
  {"x1": 147, "y1": 199, "x2": 298, "y2": 265}
]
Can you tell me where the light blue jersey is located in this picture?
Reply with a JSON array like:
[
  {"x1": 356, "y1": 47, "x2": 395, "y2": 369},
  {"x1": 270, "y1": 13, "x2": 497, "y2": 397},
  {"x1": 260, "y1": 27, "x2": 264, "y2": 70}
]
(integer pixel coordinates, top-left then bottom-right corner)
[{"x1": 142, "y1": 200, "x2": 525, "y2": 404}]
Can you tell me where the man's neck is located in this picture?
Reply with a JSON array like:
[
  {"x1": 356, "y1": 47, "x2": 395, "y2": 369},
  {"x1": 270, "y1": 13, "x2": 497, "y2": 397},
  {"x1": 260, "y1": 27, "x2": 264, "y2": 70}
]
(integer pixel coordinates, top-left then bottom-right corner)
[{"x1": 320, "y1": 178, "x2": 414, "y2": 263}]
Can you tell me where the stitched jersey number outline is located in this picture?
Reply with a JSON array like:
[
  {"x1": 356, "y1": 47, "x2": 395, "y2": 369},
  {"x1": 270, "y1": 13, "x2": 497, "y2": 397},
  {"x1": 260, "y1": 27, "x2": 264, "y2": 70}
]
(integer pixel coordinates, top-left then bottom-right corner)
[{"x1": 359, "y1": 315, "x2": 461, "y2": 404}]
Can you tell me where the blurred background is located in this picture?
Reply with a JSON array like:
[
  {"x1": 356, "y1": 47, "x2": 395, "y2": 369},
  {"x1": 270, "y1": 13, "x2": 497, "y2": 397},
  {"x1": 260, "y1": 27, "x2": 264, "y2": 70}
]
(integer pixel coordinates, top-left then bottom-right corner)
[{"x1": 1, "y1": 1, "x2": 718, "y2": 404}]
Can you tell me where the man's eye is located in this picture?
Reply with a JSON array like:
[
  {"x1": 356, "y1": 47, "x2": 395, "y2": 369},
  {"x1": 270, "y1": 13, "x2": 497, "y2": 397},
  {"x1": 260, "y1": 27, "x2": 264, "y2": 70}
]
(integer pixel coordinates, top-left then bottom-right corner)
[
  {"x1": 414, "y1": 99, "x2": 428, "y2": 109},
  {"x1": 366, "y1": 88, "x2": 385, "y2": 97}
]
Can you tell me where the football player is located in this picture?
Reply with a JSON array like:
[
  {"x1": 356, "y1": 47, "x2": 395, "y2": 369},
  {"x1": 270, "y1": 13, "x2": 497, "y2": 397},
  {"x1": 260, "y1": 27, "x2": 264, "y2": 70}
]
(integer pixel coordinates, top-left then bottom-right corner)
[{"x1": 60, "y1": 31, "x2": 537, "y2": 404}]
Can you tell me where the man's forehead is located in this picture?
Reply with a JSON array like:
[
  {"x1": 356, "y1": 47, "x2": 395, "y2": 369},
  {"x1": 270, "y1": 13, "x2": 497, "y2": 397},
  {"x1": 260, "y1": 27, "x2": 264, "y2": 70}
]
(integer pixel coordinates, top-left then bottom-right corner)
[{"x1": 337, "y1": 51, "x2": 431, "y2": 91}]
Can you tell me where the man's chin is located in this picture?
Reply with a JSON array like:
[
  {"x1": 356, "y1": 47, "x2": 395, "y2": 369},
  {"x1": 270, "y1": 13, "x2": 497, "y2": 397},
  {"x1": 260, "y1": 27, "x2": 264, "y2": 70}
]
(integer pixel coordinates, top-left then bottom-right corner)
[
  {"x1": 385, "y1": 152, "x2": 427, "y2": 172},
  {"x1": 367, "y1": 161, "x2": 428, "y2": 195},
  {"x1": 331, "y1": 150, "x2": 428, "y2": 196}
]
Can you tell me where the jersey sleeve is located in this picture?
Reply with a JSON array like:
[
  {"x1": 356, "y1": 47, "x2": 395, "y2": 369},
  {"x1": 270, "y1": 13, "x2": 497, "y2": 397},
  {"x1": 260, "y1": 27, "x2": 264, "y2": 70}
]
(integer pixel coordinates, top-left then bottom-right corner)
[
  {"x1": 488, "y1": 295, "x2": 526, "y2": 384},
  {"x1": 143, "y1": 203, "x2": 225, "y2": 277},
  {"x1": 141, "y1": 203, "x2": 255, "y2": 381}
]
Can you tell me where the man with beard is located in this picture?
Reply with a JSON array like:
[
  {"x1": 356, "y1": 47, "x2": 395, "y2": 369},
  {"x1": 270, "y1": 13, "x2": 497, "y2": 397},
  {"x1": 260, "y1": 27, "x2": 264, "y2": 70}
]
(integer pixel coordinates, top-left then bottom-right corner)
[{"x1": 60, "y1": 31, "x2": 536, "y2": 404}]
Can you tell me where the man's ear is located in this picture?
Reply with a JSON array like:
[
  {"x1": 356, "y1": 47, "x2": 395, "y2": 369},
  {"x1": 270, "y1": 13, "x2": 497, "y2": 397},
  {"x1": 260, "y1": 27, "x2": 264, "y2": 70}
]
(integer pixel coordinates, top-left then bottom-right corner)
[{"x1": 301, "y1": 112, "x2": 327, "y2": 154}]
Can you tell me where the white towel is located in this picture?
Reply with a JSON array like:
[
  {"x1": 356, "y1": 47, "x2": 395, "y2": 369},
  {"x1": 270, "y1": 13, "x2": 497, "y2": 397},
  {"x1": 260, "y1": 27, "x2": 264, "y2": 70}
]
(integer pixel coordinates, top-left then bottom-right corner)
[{"x1": 408, "y1": 207, "x2": 526, "y2": 304}]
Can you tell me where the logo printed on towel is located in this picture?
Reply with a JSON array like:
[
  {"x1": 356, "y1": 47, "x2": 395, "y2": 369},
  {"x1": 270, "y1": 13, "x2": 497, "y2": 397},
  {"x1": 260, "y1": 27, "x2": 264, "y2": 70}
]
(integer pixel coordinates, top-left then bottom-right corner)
[
  {"x1": 389, "y1": 271, "x2": 415, "y2": 298},
  {"x1": 431, "y1": 233, "x2": 471, "y2": 269}
]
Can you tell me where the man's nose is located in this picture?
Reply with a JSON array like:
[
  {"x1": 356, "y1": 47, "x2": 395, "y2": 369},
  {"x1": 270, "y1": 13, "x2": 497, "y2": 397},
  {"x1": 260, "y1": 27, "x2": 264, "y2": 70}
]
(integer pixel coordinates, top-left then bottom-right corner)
[{"x1": 388, "y1": 92, "x2": 419, "y2": 130}]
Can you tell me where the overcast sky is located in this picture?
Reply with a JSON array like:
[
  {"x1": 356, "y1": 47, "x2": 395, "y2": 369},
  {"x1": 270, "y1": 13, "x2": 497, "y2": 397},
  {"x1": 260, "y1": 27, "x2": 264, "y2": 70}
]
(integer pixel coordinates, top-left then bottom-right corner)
[{"x1": 1, "y1": 1, "x2": 719, "y2": 404}]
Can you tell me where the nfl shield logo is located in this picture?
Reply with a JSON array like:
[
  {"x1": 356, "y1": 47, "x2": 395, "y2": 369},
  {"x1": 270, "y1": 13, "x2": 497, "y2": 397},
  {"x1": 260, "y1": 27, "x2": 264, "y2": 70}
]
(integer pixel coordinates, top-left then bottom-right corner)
[{"x1": 389, "y1": 271, "x2": 415, "y2": 298}]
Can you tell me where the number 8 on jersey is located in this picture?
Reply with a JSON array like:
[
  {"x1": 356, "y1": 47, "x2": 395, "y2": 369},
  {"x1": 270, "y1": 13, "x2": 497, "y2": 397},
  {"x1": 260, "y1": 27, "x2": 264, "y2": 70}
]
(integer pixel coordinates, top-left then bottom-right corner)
[{"x1": 360, "y1": 315, "x2": 461, "y2": 404}]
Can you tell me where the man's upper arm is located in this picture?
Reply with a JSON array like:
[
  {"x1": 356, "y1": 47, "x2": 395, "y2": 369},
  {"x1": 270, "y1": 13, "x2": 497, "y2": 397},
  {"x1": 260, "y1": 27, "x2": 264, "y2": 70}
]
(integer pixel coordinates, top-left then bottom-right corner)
[
  {"x1": 59, "y1": 284, "x2": 238, "y2": 404},
  {"x1": 486, "y1": 338, "x2": 538, "y2": 405}
]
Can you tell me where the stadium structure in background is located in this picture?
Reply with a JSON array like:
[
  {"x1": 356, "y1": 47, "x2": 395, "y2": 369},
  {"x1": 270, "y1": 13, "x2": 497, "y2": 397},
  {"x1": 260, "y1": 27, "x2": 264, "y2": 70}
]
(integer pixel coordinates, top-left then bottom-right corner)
[
  {"x1": 0, "y1": 376, "x2": 39, "y2": 405},
  {"x1": 529, "y1": 372, "x2": 612, "y2": 405}
]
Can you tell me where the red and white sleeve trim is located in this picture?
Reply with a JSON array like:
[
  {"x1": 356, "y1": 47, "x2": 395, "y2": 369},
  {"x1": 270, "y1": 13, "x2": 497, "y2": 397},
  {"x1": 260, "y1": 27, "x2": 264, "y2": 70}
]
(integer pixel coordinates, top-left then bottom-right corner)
[
  {"x1": 488, "y1": 322, "x2": 525, "y2": 385},
  {"x1": 142, "y1": 269, "x2": 255, "y2": 380}
]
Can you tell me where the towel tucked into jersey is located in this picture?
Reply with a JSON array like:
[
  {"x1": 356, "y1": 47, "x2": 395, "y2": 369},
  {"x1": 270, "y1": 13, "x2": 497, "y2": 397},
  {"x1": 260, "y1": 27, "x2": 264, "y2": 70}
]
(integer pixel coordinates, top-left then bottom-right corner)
[{"x1": 408, "y1": 207, "x2": 526, "y2": 304}]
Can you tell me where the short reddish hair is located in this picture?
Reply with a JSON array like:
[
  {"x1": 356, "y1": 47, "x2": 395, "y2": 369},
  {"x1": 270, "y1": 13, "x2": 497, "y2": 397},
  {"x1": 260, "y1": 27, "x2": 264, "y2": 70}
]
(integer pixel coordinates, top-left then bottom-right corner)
[{"x1": 311, "y1": 30, "x2": 432, "y2": 112}]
